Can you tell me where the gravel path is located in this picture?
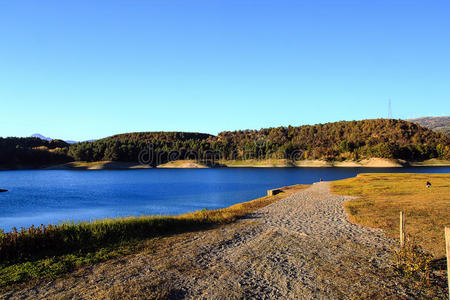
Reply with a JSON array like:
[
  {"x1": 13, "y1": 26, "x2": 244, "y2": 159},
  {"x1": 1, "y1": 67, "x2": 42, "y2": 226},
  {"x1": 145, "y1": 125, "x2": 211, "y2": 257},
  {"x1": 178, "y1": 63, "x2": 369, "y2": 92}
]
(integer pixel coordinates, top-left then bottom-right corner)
[
  {"x1": 3, "y1": 182, "x2": 423, "y2": 299},
  {"x1": 179, "y1": 182, "x2": 406, "y2": 299}
]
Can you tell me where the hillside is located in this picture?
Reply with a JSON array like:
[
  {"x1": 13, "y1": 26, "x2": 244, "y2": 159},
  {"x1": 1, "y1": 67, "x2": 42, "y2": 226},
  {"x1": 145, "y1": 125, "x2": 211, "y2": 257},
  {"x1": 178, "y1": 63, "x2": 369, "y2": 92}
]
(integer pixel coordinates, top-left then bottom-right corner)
[
  {"x1": 2, "y1": 119, "x2": 449, "y2": 168},
  {"x1": 0, "y1": 137, "x2": 70, "y2": 168},
  {"x1": 407, "y1": 116, "x2": 450, "y2": 135},
  {"x1": 67, "y1": 119, "x2": 449, "y2": 165}
]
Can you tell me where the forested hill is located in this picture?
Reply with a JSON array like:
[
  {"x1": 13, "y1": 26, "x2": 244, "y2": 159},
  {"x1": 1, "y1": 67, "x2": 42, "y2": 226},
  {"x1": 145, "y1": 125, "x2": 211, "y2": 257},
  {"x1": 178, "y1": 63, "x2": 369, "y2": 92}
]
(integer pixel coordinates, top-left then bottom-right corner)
[
  {"x1": 407, "y1": 116, "x2": 450, "y2": 135},
  {"x1": 66, "y1": 119, "x2": 450, "y2": 164},
  {"x1": 216, "y1": 119, "x2": 449, "y2": 161},
  {"x1": 0, "y1": 137, "x2": 70, "y2": 168},
  {"x1": 1, "y1": 119, "x2": 449, "y2": 168},
  {"x1": 216, "y1": 119, "x2": 448, "y2": 159}
]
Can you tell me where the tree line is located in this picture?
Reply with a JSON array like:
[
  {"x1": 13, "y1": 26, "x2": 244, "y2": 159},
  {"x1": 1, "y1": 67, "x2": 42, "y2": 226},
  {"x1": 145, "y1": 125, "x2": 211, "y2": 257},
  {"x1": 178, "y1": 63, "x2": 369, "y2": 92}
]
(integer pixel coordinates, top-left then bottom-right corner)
[
  {"x1": 0, "y1": 137, "x2": 70, "y2": 168},
  {"x1": 1, "y1": 119, "x2": 449, "y2": 168}
]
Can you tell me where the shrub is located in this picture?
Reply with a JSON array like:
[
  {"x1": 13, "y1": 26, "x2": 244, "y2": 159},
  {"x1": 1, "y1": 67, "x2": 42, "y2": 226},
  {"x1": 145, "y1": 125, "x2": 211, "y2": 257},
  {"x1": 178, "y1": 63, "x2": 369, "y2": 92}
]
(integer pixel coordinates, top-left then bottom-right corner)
[{"x1": 393, "y1": 236, "x2": 433, "y2": 284}]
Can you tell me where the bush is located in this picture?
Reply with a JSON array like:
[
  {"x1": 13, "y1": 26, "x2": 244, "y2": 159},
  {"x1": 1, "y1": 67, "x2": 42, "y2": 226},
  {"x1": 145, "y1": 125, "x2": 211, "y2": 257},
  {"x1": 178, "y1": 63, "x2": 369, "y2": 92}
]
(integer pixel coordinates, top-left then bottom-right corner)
[{"x1": 393, "y1": 236, "x2": 433, "y2": 283}]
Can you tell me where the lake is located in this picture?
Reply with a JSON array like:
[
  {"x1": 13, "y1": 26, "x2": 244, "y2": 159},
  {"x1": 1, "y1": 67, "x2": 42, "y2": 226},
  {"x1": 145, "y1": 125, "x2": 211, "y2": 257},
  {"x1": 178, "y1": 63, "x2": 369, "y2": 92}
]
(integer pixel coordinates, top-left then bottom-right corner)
[{"x1": 0, "y1": 167, "x2": 449, "y2": 231}]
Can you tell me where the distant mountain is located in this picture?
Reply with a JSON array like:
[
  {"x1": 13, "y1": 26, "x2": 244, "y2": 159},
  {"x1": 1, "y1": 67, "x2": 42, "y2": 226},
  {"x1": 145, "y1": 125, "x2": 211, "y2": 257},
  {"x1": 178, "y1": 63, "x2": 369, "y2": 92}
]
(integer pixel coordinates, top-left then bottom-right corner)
[
  {"x1": 29, "y1": 133, "x2": 85, "y2": 144},
  {"x1": 31, "y1": 133, "x2": 52, "y2": 141},
  {"x1": 407, "y1": 117, "x2": 450, "y2": 135},
  {"x1": 64, "y1": 140, "x2": 79, "y2": 144}
]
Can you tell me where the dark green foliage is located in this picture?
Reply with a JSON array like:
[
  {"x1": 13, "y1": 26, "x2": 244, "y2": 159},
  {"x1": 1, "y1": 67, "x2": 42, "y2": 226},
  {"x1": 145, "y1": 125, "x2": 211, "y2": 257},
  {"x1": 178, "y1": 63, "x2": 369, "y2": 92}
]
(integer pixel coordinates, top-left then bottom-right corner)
[
  {"x1": 63, "y1": 120, "x2": 450, "y2": 164},
  {"x1": 215, "y1": 119, "x2": 450, "y2": 161},
  {"x1": 1, "y1": 120, "x2": 449, "y2": 168},
  {"x1": 0, "y1": 137, "x2": 71, "y2": 168},
  {"x1": 67, "y1": 132, "x2": 218, "y2": 166}
]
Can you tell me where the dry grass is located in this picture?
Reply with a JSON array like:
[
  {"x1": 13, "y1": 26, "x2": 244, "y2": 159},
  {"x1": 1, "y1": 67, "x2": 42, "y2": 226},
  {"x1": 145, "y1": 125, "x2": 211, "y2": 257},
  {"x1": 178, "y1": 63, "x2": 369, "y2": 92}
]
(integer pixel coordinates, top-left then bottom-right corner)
[
  {"x1": 66, "y1": 161, "x2": 109, "y2": 168},
  {"x1": 156, "y1": 160, "x2": 209, "y2": 168},
  {"x1": 331, "y1": 173, "x2": 450, "y2": 257},
  {"x1": 409, "y1": 159, "x2": 450, "y2": 166}
]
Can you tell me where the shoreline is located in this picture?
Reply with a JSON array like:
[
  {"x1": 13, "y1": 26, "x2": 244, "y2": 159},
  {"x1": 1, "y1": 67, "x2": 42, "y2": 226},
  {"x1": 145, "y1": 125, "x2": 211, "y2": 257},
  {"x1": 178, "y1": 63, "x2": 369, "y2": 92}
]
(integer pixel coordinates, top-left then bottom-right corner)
[
  {"x1": 47, "y1": 158, "x2": 450, "y2": 170},
  {"x1": 1, "y1": 158, "x2": 449, "y2": 171}
]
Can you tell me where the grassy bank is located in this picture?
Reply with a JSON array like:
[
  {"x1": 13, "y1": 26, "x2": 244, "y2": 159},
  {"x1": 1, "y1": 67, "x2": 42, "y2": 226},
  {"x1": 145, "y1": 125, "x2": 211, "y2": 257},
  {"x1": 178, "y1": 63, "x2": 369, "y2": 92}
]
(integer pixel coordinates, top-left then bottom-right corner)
[
  {"x1": 45, "y1": 161, "x2": 151, "y2": 170},
  {"x1": 408, "y1": 158, "x2": 450, "y2": 166},
  {"x1": 331, "y1": 173, "x2": 450, "y2": 257},
  {"x1": 0, "y1": 184, "x2": 308, "y2": 287}
]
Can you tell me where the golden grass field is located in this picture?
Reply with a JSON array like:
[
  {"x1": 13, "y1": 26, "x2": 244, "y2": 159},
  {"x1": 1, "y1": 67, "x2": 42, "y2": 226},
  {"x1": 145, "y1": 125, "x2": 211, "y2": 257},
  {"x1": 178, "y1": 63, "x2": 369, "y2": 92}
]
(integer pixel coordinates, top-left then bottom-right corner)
[{"x1": 331, "y1": 173, "x2": 450, "y2": 257}]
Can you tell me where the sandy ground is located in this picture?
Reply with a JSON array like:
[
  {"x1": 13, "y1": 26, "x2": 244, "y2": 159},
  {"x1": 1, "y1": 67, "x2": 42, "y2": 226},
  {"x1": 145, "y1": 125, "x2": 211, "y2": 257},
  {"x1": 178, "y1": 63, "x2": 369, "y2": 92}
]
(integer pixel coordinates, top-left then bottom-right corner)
[
  {"x1": 33, "y1": 158, "x2": 450, "y2": 170},
  {"x1": 295, "y1": 158, "x2": 405, "y2": 167},
  {"x1": 224, "y1": 158, "x2": 406, "y2": 168},
  {"x1": 2, "y1": 182, "x2": 433, "y2": 299},
  {"x1": 157, "y1": 160, "x2": 209, "y2": 168}
]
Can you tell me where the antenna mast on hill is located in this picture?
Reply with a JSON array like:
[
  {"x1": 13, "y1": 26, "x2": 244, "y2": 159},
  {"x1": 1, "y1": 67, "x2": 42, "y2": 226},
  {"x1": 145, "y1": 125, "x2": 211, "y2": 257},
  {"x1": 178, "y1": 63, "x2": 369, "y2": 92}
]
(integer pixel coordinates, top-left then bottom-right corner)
[{"x1": 388, "y1": 98, "x2": 393, "y2": 119}]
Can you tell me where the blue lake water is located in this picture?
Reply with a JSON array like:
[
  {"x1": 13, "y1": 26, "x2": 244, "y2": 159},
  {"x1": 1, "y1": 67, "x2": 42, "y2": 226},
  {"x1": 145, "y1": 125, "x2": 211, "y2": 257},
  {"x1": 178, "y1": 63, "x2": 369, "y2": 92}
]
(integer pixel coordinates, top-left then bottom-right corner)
[{"x1": 0, "y1": 167, "x2": 449, "y2": 231}]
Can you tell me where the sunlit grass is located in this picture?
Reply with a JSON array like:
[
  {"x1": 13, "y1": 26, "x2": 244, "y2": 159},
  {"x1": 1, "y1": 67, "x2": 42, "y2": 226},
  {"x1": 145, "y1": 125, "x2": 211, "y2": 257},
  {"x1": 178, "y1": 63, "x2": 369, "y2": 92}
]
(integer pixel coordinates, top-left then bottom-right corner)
[
  {"x1": 331, "y1": 173, "x2": 450, "y2": 258},
  {"x1": 409, "y1": 159, "x2": 450, "y2": 166},
  {"x1": 65, "y1": 161, "x2": 111, "y2": 168}
]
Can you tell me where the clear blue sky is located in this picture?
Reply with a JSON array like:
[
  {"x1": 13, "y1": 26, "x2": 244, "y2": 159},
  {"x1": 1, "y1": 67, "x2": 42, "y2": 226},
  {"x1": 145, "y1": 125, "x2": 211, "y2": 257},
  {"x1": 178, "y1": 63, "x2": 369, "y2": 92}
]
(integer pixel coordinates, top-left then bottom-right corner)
[{"x1": 1, "y1": 0, "x2": 449, "y2": 141}]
